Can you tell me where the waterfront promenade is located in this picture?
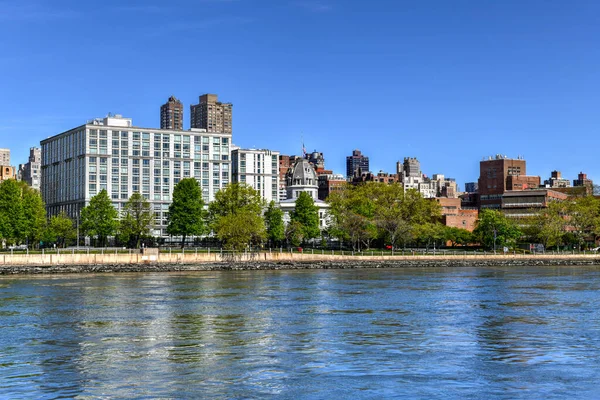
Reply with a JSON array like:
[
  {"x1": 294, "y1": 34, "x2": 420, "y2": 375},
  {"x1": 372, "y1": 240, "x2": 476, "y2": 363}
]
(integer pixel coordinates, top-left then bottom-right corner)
[{"x1": 1, "y1": 249, "x2": 599, "y2": 274}]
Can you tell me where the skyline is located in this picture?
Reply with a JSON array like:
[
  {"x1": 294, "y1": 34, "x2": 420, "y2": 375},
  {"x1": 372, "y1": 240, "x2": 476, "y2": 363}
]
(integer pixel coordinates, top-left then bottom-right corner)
[{"x1": 2, "y1": 0, "x2": 600, "y2": 187}]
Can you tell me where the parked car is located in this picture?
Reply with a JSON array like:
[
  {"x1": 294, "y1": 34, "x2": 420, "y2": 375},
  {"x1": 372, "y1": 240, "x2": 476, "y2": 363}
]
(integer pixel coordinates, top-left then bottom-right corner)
[{"x1": 8, "y1": 244, "x2": 28, "y2": 250}]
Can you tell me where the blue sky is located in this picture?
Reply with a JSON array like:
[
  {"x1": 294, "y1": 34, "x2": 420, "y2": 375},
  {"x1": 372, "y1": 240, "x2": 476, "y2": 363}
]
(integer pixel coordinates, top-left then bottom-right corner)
[{"x1": 1, "y1": 0, "x2": 600, "y2": 189}]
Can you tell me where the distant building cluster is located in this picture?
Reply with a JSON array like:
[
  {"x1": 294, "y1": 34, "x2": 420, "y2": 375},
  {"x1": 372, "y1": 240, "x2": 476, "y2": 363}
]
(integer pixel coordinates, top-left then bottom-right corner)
[{"x1": 1, "y1": 93, "x2": 596, "y2": 239}]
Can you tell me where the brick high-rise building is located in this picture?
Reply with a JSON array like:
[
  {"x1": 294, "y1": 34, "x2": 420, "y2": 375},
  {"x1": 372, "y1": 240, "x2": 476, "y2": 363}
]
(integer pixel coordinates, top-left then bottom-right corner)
[
  {"x1": 190, "y1": 94, "x2": 232, "y2": 133},
  {"x1": 346, "y1": 149, "x2": 369, "y2": 178},
  {"x1": 478, "y1": 154, "x2": 540, "y2": 209},
  {"x1": 573, "y1": 172, "x2": 593, "y2": 188},
  {"x1": 160, "y1": 96, "x2": 184, "y2": 130}
]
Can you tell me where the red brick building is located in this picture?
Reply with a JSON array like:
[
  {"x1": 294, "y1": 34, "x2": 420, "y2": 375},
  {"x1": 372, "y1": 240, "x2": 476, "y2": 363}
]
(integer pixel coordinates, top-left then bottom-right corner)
[
  {"x1": 478, "y1": 155, "x2": 541, "y2": 209},
  {"x1": 435, "y1": 197, "x2": 478, "y2": 232}
]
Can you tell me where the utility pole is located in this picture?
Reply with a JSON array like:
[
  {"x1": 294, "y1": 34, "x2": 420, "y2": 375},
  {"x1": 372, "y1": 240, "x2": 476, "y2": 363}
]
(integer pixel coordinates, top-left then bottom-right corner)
[{"x1": 77, "y1": 209, "x2": 80, "y2": 250}]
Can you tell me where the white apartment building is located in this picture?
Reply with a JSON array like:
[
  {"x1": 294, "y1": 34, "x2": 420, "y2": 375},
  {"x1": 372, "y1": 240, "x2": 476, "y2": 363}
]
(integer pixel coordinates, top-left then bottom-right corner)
[
  {"x1": 231, "y1": 148, "x2": 280, "y2": 203},
  {"x1": 41, "y1": 115, "x2": 231, "y2": 237}
]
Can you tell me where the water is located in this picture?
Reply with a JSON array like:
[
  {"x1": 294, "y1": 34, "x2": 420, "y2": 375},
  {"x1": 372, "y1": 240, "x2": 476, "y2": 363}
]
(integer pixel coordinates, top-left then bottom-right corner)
[{"x1": 1, "y1": 267, "x2": 600, "y2": 399}]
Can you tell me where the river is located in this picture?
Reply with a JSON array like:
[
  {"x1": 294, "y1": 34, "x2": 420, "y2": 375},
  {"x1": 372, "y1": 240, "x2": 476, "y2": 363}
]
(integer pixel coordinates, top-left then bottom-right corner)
[{"x1": 1, "y1": 267, "x2": 600, "y2": 399}]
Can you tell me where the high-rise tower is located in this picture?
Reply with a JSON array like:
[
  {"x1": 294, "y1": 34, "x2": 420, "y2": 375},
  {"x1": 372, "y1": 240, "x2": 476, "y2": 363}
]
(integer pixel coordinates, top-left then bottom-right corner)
[
  {"x1": 190, "y1": 94, "x2": 232, "y2": 133},
  {"x1": 160, "y1": 96, "x2": 184, "y2": 130}
]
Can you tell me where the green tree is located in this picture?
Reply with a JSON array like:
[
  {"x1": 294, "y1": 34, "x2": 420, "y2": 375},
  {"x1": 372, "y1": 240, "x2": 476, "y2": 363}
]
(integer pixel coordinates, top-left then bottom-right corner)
[
  {"x1": 264, "y1": 201, "x2": 285, "y2": 247},
  {"x1": 373, "y1": 184, "x2": 420, "y2": 249},
  {"x1": 414, "y1": 222, "x2": 446, "y2": 249},
  {"x1": 285, "y1": 220, "x2": 305, "y2": 247},
  {"x1": 473, "y1": 209, "x2": 522, "y2": 250},
  {"x1": 45, "y1": 212, "x2": 76, "y2": 248},
  {"x1": 567, "y1": 196, "x2": 600, "y2": 250},
  {"x1": 444, "y1": 226, "x2": 473, "y2": 247},
  {"x1": 291, "y1": 192, "x2": 321, "y2": 242},
  {"x1": 167, "y1": 178, "x2": 207, "y2": 248},
  {"x1": 327, "y1": 183, "x2": 441, "y2": 250},
  {"x1": 213, "y1": 209, "x2": 266, "y2": 252},
  {"x1": 208, "y1": 183, "x2": 266, "y2": 251},
  {"x1": 327, "y1": 183, "x2": 378, "y2": 250},
  {"x1": 81, "y1": 189, "x2": 118, "y2": 247},
  {"x1": 0, "y1": 179, "x2": 26, "y2": 245},
  {"x1": 524, "y1": 201, "x2": 568, "y2": 249},
  {"x1": 21, "y1": 184, "x2": 46, "y2": 247},
  {"x1": 120, "y1": 193, "x2": 154, "y2": 248}
]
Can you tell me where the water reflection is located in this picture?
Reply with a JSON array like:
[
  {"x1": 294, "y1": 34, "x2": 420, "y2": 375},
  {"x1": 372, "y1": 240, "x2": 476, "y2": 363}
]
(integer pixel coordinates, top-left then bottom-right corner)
[{"x1": 1, "y1": 267, "x2": 600, "y2": 398}]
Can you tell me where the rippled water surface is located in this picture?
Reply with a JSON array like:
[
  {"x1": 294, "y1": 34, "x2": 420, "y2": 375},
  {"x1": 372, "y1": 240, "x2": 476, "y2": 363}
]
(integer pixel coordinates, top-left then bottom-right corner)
[{"x1": 2, "y1": 267, "x2": 600, "y2": 399}]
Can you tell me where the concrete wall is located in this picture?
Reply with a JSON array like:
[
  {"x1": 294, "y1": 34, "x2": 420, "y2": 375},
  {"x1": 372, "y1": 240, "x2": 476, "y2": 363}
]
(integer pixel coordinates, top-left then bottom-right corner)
[{"x1": 1, "y1": 251, "x2": 600, "y2": 266}]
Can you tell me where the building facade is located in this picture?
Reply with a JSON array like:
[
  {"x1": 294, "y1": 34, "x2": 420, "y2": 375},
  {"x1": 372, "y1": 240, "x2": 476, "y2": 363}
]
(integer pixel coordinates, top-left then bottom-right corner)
[
  {"x1": 19, "y1": 147, "x2": 41, "y2": 190},
  {"x1": 41, "y1": 115, "x2": 231, "y2": 237},
  {"x1": 435, "y1": 197, "x2": 478, "y2": 232},
  {"x1": 502, "y1": 189, "x2": 568, "y2": 219},
  {"x1": 544, "y1": 170, "x2": 571, "y2": 188},
  {"x1": 190, "y1": 94, "x2": 232, "y2": 134},
  {"x1": 573, "y1": 172, "x2": 593, "y2": 188},
  {"x1": 318, "y1": 173, "x2": 347, "y2": 201},
  {"x1": 280, "y1": 158, "x2": 330, "y2": 230},
  {"x1": 0, "y1": 165, "x2": 15, "y2": 182},
  {"x1": 0, "y1": 148, "x2": 10, "y2": 166},
  {"x1": 346, "y1": 149, "x2": 369, "y2": 178},
  {"x1": 478, "y1": 155, "x2": 540, "y2": 209},
  {"x1": 231, "y1": 148, "x2": 280, "y2": 204},
  {"x1": 464, "y1": 182, "x2": 478, "y2": 193},
  {"x1": 160, "y1": 96, "x2": 184, "y2": 130}
]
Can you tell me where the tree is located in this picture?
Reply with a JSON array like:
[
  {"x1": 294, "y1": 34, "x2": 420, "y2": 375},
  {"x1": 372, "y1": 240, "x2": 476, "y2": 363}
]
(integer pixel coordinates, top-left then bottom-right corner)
[
  {"x1": 567, "y1": 196, "x2": 600, "y2": 250},
  {"x1": 264, "y1": 201, "x2": 285, "y2": 247},
  {"x1": 209, "y1": 182, "x2": 264, "y2": 221},
  {"x1": 80, "y1": 189, "x2": 118, "y2": 247},
  {"x1": 473, "y1": 209, "x2": 522, "y2": 250},
  {"x1": 285, "y1": 220, "x2": 305, "y2": 248},
  {"x1": 167, "y1": 178, "x2": 207, "y2": 248},
  {"x1": 120, "y1": 193, "x2": 154, "y2": 248},
  {"x1": 209, "y1": 183, "x2": 266, "y2": 252},
  {"x1": 21, "y1": 184, "x2": 46, "y2": 247},
  {"x1": 213, "y1": 209, "x2": 266, "y2": 252},
  {"x1": 291, "y1": 192, "x2": 320, "y2": 242},
  {"x1": 45, "y1": 212, "x2": 76, "y2": 248},
  {"x1": 327, "y1": 183, "x2": 378, "y2": 250},
  {"x1": 0, "y1": 179, "x2": 26, "y2": 245},
  {"x1": 327, "y1": 183, "x2": 441, "y2": 250},
  {"x1": 414, "y1": 222, "x2": 446, "y2": 249},
  {"x1": 444, "y1": 226, "x2": 473, "y2": 247},
  {"x1": 524, "y1": 201, "x2": 568, "y2": 249},
  {"x1": 373, "y1": 184, "x2": 418, "y2": 249}
]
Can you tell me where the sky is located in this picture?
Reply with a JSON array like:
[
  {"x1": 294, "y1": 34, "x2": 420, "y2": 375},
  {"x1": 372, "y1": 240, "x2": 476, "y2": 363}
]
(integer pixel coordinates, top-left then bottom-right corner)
[{"x1": 1, "y1": 0, "x2": 600, "y2": 189}]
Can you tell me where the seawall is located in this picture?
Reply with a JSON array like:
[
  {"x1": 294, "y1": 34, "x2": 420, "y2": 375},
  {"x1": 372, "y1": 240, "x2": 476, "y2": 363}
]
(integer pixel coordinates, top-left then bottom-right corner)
[{"x1": 1, "y1": 251, "x2": 599, "y2": 274}]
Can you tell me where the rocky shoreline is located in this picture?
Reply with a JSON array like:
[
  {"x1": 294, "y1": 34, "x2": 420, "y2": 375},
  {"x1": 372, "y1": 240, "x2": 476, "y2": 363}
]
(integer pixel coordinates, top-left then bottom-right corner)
[{"x1": 2, "y1": 257, "x2": 600, "y2": 275}]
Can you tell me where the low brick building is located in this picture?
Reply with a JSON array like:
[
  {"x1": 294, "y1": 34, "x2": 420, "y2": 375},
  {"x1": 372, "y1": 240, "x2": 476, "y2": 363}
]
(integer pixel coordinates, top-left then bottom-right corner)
[
  {"x1": 502, "y1": 189, "x2": 568, "y2": 219},
  {"x1": 435, "y1": 197, "x2": 478, "y2": 232}
]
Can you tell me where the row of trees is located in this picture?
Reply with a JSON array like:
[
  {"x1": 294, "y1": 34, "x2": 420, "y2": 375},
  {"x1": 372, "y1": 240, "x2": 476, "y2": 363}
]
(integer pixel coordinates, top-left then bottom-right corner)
[
  {"x1": 0, "y1": 178, "x2": 154, "y2": 249},
  {"x1": 3, "y1": 175, "x2": 599, "y2": 251},
  {"x1": 166, "y1": 179, "x2": 320, "y2": 250},
  {"x1": 326, "y1": 183, "x2": 452, "y2": 250}
]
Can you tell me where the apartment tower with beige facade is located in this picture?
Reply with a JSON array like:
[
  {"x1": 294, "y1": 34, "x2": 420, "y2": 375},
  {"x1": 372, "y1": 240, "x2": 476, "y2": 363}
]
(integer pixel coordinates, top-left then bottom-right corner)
[{"x1": 190, "y1": 94, "x2": 232, "y2": 133}]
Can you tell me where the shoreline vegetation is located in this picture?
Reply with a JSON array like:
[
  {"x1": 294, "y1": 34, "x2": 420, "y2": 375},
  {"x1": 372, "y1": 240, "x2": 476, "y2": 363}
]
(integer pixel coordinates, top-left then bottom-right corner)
[{"x1": 1, "y1": 251, "x2": 599, "y2": 275}]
